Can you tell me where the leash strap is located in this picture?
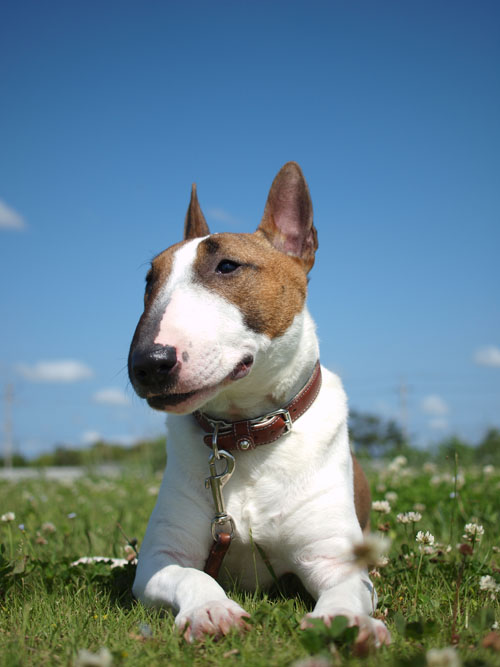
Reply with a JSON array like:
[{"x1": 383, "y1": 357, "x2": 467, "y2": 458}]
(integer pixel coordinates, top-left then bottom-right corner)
[
  {"x1": 204, "y1": 532, "x2": 232, "y2": 578},
  {"x1": 203, "y1": 437, "x2": 235, "y2": 580}
]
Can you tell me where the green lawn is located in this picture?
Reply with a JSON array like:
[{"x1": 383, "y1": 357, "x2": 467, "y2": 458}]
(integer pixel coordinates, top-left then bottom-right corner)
[{"x1": 0, "y1": 458, "x2": 499, "y2": 666}]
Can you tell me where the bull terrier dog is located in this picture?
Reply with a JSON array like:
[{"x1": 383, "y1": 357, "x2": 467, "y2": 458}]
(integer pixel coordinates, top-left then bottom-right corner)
[{"x1": 128, "y1": 162, "x2": 390, "y2": 648}]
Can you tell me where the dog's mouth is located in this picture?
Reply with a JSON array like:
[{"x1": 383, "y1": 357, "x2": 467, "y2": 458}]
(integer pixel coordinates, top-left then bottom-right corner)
[
  {"x1": 229, "y1": 354, "x2": 254, "y2": 380},
  {"x1": 147, "y1": 390, "x2": 198, "y2": 410},
  {"x1": 146, "y1": 354, "x2": 254, "y2": 413}
]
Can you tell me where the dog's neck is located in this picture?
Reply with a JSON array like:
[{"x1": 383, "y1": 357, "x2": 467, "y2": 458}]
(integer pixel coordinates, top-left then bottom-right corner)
[{"x1": 200, "y1": 309, "x2": 320, "y2": 421}]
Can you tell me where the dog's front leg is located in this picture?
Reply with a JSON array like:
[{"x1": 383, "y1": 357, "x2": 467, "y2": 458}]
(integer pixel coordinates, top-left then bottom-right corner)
[
  {"x1": 133, "y1": 514, "x2": 250, "y2": 642},
  {"x1": 134, "y1": 559, "x2": 249, "y2": 641},
  {"x1": 294, "y1": 542, "x2": 391, "y2": 649}
]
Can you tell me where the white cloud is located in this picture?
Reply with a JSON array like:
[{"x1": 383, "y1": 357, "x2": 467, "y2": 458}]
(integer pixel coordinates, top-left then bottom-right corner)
[
  {"x1": 81, "y1": 431, "x2": 135, "y2": 446},
  {"x1": 474, "y1": 345, "x2": 500, "y2": 368},
  {"x1": 206, "y1": 207, "x2": 242, "y2": 226},
  {"x1": 421, "y1": 394, "x2": 449, "y2": 416},
  {"x1": 17, "y1": 360, "x2": 94, "y2": 383},
  {"x1": 92, "y1": 387, "x2": 131, "y2": 406},
  {"x1": 81, "y1": 430, "x2": 101, "y2": 445},
  {"x1": 0, "y1": 199, "x2": 26, "y2": 230}
]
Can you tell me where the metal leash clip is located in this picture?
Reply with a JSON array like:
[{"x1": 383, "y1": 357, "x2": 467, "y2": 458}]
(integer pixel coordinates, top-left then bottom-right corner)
[{"x1": 205, "y1": 423, "x2": 236, "y2": 540}]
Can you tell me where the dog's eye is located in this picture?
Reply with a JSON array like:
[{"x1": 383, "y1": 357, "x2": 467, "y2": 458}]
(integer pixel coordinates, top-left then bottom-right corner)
[{"x1": 216, "y1": 260, "x2": 240, "y2": 274}]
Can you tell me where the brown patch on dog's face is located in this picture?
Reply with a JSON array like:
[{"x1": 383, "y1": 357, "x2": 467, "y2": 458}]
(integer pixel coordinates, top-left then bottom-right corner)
[{"x1": 193, "y1": 232, "x2": 308, "y2": 338}]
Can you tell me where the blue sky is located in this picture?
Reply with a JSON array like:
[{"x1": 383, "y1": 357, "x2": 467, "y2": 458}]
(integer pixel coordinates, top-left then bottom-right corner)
[{"x1": 1, "y1": 1, "x2": 499, "y2": 457}]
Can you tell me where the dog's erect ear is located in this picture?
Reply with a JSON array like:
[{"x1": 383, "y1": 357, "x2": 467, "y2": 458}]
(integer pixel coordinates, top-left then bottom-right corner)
[
  {"x1": 184, "y1": 184, "x2": 210, "y2": 240},
  {"x1": 257, "y1": 162, "x2": 318, "y2": 272}
]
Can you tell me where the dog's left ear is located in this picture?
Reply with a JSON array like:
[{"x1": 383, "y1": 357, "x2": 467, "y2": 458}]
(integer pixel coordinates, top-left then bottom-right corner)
[
  {"x1": 184, "y1": 184, "x2": 210, "y2": 240},
  {"x1": 257, "y1": 162, "x2": 318, "y2": 272}
]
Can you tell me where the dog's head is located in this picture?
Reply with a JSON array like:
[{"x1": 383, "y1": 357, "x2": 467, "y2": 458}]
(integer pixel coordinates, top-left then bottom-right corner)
[{"x1": 128, "y1": 162, "x2": 318, "y2": 414}]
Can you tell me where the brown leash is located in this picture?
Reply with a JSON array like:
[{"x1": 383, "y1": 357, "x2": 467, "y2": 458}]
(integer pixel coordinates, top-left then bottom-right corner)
[
  {"x1": 201, "y1": 361, "x2": 322, "y2": 579},
  {"x1": 204, "y1": 532, "x2": 232, "y2": 578}
]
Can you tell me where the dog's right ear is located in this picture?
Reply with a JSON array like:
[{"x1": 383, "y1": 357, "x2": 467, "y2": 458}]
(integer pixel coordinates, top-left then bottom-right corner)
[{"x1": 184, "y1": 184, "x2": 210, "y2": 240}]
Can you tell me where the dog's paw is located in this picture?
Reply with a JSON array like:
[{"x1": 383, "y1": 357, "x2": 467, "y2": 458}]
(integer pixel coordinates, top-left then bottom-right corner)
[
  {"x1": 176, "y1": 599, "x2": 251, "y2": 642},
  {"x1": 300, "y1": 609, "x2": 391, "y2": 654}
]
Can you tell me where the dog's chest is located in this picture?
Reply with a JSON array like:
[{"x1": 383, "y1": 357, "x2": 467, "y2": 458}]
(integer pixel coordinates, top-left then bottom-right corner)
[{"x1": 213, "y1": 461, "x2": 299, "y2": 588}]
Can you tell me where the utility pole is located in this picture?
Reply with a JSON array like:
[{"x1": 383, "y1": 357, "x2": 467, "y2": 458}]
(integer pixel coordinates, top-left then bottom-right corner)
[
  {"x1": 399, "y1": 377, "x2": 409, "y2": 445},
  {"x1": 3, "y1": 383, "x2": 14, "y2": 469}
]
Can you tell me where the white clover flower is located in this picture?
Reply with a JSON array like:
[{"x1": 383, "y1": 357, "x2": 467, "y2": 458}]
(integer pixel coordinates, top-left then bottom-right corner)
[
  {"x1": 123, "y1": 545, "x2": 137, "y2": 563},
  {"x1": 483, "y1": 464, "x2": 495, "y2": 476},
  {"x1": 479, "y1": 575, "x2": 500, "y2": 594},
  {"x1": 385, "y1": 491, "x2": 398, "y2": 503},
  {"x1": 292, "y1": 657, "x2": 331, "y2": 667},
  {"x1": 397, "y1": 511, "x2": 422, "y2": 524},
  {"x1": 377, "y1": 555, "x2": 390, "y2": 568},
  {"x1": 425, "y1": 646, "x2": 461, "y2": 667},
  {"x1": 74, "y1": 647, "x2": 112, "y2": 667},
  {"x1": 414, "y1": 503, "x2": 426, "y2": 512},
  {"x1": 349, "y1": 533, "x2": 391, "y2": 569},
  {"x1": 416, "y1": 531, "x2": 435, "y2": 546},
  {"x1": 41, "y1": 522, "x2": 56, "y2": 534},
  {"x1": 372, "y1": 500, "x2": 391, "y2": 514},
  {"x1": 423, "y1": 462, "x2": 437, "y2": 474},
  {"x1": 388, "y1": 455, "x2": 407, "y2": 473},
  {"x1": 1, "y1": 512, "x2": 15, "y2": 522},
  {"x1": 463, "y1": 523, "x2": 484, "y2": 541},
  {"x1": 431, "y1": 472, "x2": 454, "y2": 486}
]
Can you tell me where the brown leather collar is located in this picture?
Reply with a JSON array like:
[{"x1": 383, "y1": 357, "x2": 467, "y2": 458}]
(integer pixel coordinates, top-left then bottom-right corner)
[{"x1": 193, "y1": 361, "x2": 322, "y2": 452}]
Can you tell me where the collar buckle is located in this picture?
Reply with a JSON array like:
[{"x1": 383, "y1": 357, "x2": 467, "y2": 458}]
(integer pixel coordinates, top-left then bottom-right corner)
[{"x1": 251, "y1": 407, "x2": 293, "y2": 434}]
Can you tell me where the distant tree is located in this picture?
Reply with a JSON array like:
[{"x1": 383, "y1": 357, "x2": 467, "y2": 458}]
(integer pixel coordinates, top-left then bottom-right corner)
[
  {"x1": 476, "y1": 428, "x2": 500, "y2": 465},
  {"x1": 435, "y1": 436, "x2": 475, "y2": 466},
  {"x1": 0, "y1": 453, "x2": 27, "y2": 467},
  {"x1": 349, "y1": 410, "x2": 405, "y2": 457}
]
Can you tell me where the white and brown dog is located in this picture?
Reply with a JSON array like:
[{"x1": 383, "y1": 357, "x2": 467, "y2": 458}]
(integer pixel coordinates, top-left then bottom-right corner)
[{"x1": 128, "y1": 162, "x2": 390, "y2": 647}]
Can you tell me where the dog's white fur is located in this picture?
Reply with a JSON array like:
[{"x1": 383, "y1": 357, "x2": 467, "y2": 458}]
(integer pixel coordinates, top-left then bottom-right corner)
[{"x1": 130, "y1": 165, "x2": 390, "y2": 646}]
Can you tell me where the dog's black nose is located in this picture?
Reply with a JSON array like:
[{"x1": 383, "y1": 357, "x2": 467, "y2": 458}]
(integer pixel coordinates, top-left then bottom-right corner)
[{"x1": 130, "y1": 345, "x2": 178, "y2": 392}]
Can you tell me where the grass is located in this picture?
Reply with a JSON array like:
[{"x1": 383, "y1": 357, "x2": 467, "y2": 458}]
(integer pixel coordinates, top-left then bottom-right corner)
[{"x1": 0, "y1": 457, "x2": 499, "y2": 666}]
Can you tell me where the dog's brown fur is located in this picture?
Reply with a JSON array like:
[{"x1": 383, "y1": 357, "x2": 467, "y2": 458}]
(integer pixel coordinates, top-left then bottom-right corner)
[{"x1": 352, "y1": 454, "x2": 371, "y2": 532}]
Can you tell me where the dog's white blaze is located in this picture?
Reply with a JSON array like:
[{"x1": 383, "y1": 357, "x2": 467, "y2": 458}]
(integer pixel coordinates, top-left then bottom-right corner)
[{"x1": 153, "y1": 238, "x2": 204, "y2": 347}]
